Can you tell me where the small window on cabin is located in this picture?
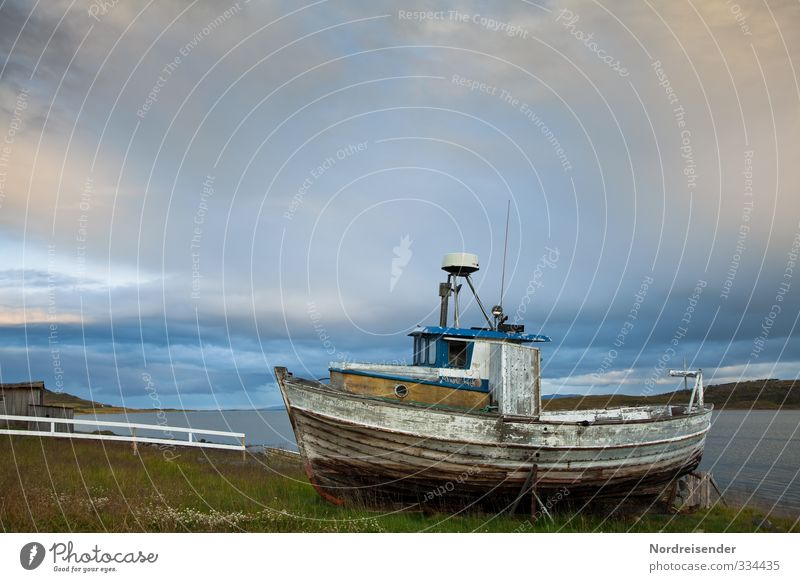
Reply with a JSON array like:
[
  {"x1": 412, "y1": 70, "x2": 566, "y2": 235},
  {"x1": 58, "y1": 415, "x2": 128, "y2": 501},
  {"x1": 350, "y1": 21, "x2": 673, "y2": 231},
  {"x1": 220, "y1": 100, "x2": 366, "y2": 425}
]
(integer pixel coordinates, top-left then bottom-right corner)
[
  {"x1": 447, "y1": 340, "x2": 469, "y2": 369},
  {"x1": 427, "y1": 338, "x2": 437, "y2": 365}
]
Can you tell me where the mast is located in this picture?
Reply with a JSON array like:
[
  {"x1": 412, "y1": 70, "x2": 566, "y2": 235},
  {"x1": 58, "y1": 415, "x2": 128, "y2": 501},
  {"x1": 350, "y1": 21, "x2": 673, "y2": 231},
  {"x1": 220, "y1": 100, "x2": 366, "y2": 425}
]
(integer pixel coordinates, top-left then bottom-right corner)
[{"x1": 439, "y1": 253, "x2": 492, "y2": 329}]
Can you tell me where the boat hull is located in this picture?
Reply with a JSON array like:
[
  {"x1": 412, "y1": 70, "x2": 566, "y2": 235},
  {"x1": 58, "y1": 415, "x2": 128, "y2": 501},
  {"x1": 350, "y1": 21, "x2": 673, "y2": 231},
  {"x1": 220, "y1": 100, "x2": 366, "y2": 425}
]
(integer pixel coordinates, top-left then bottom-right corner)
[{"x1": 276, "y1": 368, "x2": 712, "y2": 509}]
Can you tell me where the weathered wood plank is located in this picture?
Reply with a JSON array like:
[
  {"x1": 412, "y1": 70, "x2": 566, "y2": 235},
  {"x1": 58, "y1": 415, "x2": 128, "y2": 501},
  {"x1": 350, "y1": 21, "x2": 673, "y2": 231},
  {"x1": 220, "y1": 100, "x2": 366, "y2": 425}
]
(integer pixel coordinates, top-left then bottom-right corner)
[{"x1": 332, "y1": 370, "x2": 489, "y2": 409}]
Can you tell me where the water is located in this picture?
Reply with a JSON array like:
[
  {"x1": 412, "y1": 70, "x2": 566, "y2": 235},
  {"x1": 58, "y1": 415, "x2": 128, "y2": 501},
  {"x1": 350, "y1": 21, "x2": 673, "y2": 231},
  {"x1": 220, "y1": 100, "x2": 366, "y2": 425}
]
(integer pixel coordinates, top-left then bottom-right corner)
[
  {"x1": 77, "y1": 409, "x2": 297, "y2": 451},
  {"x1": 79, "y1": 408, "x2": 800, "y2": 514},
  {"x1": 700, "y1": 410, "x2": 800, "y2": 516}
]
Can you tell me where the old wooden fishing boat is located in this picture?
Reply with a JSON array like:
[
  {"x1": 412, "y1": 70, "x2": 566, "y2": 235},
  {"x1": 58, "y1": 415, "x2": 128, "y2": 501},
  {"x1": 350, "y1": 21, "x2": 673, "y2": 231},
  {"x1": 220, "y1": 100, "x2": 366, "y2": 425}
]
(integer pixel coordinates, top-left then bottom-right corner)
[{"x1": 276, "y1": 252, "x2": 712, "y2": 510}]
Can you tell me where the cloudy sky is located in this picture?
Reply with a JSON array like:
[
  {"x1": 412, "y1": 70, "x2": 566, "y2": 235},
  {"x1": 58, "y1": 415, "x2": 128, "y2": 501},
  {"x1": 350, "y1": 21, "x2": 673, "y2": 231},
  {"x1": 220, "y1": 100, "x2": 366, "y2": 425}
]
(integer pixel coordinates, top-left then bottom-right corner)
[{"x1": 0, "y1": 0, "x2": 798, "y2": 409}]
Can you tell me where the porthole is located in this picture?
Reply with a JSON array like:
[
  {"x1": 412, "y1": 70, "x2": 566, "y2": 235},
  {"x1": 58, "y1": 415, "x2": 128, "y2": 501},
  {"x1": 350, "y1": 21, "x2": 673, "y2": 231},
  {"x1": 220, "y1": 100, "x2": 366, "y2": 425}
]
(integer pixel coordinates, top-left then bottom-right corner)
[{"x1": 394, "y1": 384, "x2": 408, "y2": 399}]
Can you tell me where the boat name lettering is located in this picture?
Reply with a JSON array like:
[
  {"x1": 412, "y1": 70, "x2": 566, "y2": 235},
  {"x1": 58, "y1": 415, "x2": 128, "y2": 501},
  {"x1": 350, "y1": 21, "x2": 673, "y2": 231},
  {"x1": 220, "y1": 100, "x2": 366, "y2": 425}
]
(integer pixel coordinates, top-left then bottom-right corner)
[{"x1": 440, "y1": 376, "x2": 481, "y2": 387}]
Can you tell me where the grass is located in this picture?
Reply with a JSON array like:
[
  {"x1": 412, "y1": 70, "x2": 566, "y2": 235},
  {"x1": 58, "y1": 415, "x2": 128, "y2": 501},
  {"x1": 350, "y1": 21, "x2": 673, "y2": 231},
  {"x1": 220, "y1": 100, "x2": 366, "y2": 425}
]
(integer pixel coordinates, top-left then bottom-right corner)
[{"x1": 1, "y1": 435, "x2": 797, "y2": 533}]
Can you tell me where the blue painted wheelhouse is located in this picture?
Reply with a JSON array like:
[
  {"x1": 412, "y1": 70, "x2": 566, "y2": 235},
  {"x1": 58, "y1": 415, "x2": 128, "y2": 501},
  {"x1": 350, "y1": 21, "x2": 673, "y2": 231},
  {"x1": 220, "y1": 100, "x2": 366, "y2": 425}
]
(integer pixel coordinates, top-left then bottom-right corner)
[
  {"x1": 410, "y1": 326, "x2": 550, "y2": 369},
  {"x1": 327, "y1": 252, "x2": 552, "y2": 408}
]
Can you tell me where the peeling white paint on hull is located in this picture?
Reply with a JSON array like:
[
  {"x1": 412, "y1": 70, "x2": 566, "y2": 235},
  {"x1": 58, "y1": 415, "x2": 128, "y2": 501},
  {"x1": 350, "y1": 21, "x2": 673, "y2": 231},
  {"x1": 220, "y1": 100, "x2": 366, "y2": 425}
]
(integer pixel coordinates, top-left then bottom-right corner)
[{"x1": 276, "y1": 369, "x2": 713, "y2": 507}]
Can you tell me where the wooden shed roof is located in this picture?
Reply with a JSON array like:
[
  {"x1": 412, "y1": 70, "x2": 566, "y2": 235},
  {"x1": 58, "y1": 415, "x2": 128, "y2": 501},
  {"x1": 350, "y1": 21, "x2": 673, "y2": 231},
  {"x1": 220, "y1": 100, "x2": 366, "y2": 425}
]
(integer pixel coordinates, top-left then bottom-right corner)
[{"x1": 0, "y1": 381, "x2": 46, "y2": 391}]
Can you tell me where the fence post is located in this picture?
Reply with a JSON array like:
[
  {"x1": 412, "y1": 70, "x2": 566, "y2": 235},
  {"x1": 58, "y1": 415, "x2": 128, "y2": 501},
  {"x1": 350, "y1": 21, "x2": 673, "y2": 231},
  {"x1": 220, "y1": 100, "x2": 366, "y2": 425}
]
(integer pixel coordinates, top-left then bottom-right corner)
[
  {"x1": 241, "y1": 436, "x2": 246, "y2": 462},
  {"x1": 132, "y1": 427, "x2": 138, "y2": 456}
]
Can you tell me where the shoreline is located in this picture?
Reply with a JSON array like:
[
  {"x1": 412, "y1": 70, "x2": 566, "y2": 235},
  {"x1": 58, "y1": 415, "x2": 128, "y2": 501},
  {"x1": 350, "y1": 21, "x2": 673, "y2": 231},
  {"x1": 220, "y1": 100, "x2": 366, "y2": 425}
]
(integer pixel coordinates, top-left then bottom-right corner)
[
  {"x1": 75, "y1": 403, "x2": 800, "y2": 415},
  {"x1": 51, "y1": 378, "x2": 798, "y2": 414}
]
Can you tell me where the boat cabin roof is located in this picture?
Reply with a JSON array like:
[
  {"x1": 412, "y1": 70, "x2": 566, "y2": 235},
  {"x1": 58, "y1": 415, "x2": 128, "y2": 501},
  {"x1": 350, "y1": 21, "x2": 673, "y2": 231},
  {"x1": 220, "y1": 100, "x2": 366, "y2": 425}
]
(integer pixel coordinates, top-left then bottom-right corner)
[{"x1": 409, "y1": 326, "x2": 550, "y2": 343}]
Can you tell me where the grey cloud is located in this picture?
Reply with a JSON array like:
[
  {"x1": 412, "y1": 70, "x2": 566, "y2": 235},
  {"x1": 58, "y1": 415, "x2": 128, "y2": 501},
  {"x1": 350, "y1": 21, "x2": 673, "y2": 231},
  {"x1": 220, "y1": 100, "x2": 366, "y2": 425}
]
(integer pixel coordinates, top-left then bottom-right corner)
[{"x1": 1, "y1": 0, "x2": 798, "y2": 407}]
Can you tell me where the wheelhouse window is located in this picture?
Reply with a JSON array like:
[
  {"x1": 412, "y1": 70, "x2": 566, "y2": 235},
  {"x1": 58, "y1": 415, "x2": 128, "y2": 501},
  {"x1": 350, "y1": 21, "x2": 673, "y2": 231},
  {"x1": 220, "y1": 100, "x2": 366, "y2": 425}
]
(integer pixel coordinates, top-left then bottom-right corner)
[
  {"x1": 413, "y1": 336, "x2": 422, "y2": 364},
  {"x1": 413, "y1": 335, "x2": 439, "y2": 366},
  {"x1": 446, "y1": 340, "x2": 469, "y2": 369}
]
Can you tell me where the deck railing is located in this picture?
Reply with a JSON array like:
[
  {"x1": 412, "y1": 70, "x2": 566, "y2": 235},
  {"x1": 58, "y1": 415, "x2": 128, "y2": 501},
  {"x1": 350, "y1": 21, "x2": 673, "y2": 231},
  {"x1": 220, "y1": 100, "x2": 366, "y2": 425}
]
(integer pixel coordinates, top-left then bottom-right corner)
[{"x1": 0, "y1": 414, "x2": 246, "y2": 453}]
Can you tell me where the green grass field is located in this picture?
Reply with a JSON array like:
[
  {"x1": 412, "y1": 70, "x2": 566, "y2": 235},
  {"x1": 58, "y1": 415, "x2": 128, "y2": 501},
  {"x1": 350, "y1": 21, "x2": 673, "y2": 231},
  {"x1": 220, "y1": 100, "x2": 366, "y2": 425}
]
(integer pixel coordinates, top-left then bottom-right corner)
[{"x1": 1, "y1": 435, "x2": 796, "y2": 533}]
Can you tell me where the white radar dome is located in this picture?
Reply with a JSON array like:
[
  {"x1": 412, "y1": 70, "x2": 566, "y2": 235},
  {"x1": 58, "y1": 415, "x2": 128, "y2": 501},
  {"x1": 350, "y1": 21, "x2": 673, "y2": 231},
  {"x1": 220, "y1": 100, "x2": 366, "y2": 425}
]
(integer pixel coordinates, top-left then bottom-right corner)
[{"x1": 441, "y1": 252, "x2": 480, "y2": 275}]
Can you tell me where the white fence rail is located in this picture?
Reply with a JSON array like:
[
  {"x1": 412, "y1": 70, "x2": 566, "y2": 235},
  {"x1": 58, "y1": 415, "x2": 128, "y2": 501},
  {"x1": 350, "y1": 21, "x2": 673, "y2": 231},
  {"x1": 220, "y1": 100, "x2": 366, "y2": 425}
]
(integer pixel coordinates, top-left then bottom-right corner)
[{"x1": 0, "y1": 414, "x2": 246, "y2": 452}]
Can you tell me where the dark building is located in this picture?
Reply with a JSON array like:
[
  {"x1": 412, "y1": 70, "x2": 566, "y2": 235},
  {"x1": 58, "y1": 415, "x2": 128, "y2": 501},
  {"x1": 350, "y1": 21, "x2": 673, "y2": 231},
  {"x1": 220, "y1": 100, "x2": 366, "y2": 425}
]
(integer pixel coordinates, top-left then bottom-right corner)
[{"x1": 0, "y1": 381, "x2": 74, "y2": 432}]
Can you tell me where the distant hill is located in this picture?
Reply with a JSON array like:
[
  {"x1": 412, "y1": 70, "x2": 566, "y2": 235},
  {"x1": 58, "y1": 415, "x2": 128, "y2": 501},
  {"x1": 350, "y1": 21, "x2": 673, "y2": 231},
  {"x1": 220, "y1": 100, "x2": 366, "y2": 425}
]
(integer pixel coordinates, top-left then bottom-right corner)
[
  {"x1": 43, "y1": 389, "x2": 115, "y2": 411},
  {"x1": 543, "y1": 379, "x2": 799, "y2": 411},
  {"x1": 42, "y1": 378, "x2": 798, "y2": 414},
  {"x1": 42, "y1": 389, "x2": 182, "y2": 414}
]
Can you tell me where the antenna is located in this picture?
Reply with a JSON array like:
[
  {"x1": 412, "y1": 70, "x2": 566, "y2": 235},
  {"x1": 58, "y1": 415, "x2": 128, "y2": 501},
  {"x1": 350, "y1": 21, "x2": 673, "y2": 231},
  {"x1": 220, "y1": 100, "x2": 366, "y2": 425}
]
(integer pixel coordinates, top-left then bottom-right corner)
[
  {"x1": 499, "y1": 200, "x2": 510, "y2": 307},
  {"x1": 683, "y1": 357, "x2": 688, "y2": 392},
  {"x1": 491, "y1": 201, "x2": 512, "y2": 330}
]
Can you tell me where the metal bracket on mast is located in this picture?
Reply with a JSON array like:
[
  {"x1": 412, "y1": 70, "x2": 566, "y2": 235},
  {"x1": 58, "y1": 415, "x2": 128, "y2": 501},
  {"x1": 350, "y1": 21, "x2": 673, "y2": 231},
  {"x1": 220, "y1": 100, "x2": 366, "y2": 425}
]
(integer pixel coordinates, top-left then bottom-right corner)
[
  {"x1": 464, "y1": 274, "x2": 494, "y2": 329},
  {"x1": 439, "y1": 253, "x2": 495, "y2": 330},
  {"x1": 669, "y1": 369, "x2": 704, "y2": 410}
]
